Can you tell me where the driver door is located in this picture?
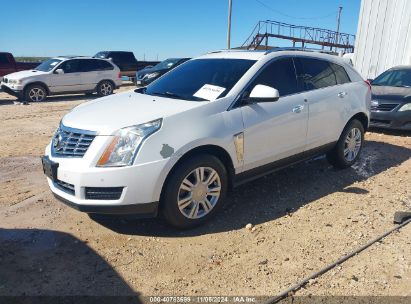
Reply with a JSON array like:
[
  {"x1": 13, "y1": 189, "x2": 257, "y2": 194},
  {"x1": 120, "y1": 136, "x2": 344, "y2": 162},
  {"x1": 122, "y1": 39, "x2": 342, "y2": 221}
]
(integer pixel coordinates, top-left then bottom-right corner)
[
  {"x1": 241, "y1": 58, "x2": 308, "y2": 172},
  {"x1": 50, "y1": 59, "x2": 83, "y2": 93}
]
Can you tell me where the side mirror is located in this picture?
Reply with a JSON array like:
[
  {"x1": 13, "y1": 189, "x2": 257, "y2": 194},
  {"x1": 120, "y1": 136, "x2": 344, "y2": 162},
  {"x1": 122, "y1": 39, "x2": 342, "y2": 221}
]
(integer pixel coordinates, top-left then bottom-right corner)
[
  {"x1": 248, "y1": 84, "x2": 280, "y2": 103},
  {"x1": 55, "y1": 69, "x2": 64, "y2": 75}
]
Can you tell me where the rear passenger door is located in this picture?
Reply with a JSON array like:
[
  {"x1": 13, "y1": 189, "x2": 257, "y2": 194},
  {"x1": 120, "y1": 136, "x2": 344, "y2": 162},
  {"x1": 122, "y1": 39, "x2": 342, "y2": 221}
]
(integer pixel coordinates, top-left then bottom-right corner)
[
  {"x1": 294, "y1": 57, "x2": 351, "y2": 150},
  {"x1": 241, "y1": 58, "x2": 308, "y2": 171},
  {"x1": 79, "y1": 59, "x2": 109, "y2": 91}
]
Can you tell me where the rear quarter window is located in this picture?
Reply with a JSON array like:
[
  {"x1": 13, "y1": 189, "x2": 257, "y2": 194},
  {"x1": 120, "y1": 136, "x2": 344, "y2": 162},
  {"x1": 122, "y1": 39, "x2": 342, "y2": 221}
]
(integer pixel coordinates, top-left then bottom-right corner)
[
  {"x1": 98, "y1": 60, "x2": 114, "y2": 70},
  {"x1": 296, "y1": 58, "x2": 338, "y2": 90},
  {"x1": 330, "y1": 62, "x2": 351, "y2": 84}
]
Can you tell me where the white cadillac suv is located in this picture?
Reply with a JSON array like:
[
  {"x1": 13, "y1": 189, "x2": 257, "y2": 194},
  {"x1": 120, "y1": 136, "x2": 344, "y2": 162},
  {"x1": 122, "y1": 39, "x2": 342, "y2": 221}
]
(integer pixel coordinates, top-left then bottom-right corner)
[
  {"x1": 1, "y1": 56, "x2": 122, "y2": 102},
  {"x1": 42, "y1": 49, "x2": 371, "y2": 228}
]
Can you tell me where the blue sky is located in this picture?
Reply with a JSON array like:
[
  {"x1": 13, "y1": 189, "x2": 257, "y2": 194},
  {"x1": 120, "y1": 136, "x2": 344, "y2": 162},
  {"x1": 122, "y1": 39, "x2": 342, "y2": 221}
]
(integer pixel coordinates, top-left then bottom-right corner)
[{"x1": 2, "y1": 0, "x2": 361, "y2": 60}]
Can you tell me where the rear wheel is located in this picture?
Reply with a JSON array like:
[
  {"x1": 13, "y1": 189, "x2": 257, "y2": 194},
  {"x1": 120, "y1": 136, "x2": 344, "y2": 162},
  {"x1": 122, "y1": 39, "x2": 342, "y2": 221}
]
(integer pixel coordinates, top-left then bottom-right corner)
[
  {"x1": 24, "y1": 84, "x2": 47, "y2": 102},
  {"x1": 97, "y1": 80, "x2": 114, "y2": 97},
  {"x1": 327, "y1": 119, "x2": 364, "y2": 169},
  {"x1": 161, "y1": 154, "x2": 228, "y2": 229}
]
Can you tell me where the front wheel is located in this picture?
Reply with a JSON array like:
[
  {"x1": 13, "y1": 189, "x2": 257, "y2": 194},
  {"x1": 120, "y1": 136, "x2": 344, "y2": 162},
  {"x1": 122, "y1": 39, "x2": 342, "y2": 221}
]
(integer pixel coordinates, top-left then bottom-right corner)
[
  {"x1": 24, "y1": 84, "x2": 47, "y2": 102},
  {"x1": 327, "y1": 119, "x2": 364, "y2": 169},
  {"x1": 97, "y1": 80, "x2": 114, "y2": 97},
  {"x1": 161, "y1": 154, "x2": 228, "y2": 229}
]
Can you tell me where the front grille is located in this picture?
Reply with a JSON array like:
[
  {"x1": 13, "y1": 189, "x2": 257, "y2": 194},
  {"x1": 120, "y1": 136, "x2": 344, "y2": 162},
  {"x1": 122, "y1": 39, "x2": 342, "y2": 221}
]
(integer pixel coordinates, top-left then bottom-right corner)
[
  {"x1": 85, "y1": 187, "x2": 124, "y2": 200},
  {"x1": 51, "y1": 124, "x2": 96, "y2": 158},
  {"x1": 2, "y1": 77, "x2": 8, "y2": 83},
  {"x1": 55, "y1": 180, "x2": 75, "y2": 195},
  {"x1": 371, "y1": 103, "x2": 399, "y2": 112}
]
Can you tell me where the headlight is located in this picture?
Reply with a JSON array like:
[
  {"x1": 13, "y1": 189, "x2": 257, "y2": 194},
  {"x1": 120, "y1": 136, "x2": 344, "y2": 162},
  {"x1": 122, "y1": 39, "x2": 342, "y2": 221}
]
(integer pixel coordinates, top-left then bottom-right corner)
[
  {"x1": 97, "y1": 119, "x2": 162, "y2": 167},
  {"x1": 398, "y1": 103, "x2": 411, "y2": 112},
  {"x1": 146, "y1": 72, "x2": 159, "y2": 79},
  {"x1": 8, "y1": 79, "x2": 21, "y2": 85}
]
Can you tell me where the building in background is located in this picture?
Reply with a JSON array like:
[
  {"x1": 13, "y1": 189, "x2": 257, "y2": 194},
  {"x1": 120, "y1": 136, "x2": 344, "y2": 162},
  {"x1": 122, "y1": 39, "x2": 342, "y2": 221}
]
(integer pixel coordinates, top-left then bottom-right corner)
[{"x1": 354, "y1": 0, "x2": 411, "y2": 79}]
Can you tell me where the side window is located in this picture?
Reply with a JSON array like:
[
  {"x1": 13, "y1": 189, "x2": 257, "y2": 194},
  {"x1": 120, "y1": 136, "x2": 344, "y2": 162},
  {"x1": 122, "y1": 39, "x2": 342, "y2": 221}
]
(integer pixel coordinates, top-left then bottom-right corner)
[
  {"x1": 80, "y1": 59, "x2": 101, "y2": 72},
  {"x1": 121, "y1": 53, "x2": 134, "y2": 63},
  {"x1": 0, "y1": 54, "x2": 10, "y2": 65},
  {"x1": 250, "y1": 58, "x2": 300, "y2": 96},
  {"x1": 330, "y1": 63, "x2": 351, "y2": 84},
  {"x1": 98, "y1": 60, "x2": 114, "y2": 71},
  {"x1": 296, "y1": 58, "x2": 337, "y2": 90},
  {"x1": 58, "y1": 60, "x2": 81, "y2": 73}
]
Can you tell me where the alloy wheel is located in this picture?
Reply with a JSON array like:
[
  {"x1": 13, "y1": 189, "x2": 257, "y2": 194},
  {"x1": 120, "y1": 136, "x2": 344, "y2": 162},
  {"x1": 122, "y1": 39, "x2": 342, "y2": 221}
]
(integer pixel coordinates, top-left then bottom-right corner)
[
  {"x1": 100, "y1": 82, "x2": 113, "y2": 95},
  {"x1": 29, "y1": 87, "x2": 46, "y2": 102},
  {"x1": 177, "y1": 167, "x2": 221, "y2": 219},
  {"x1": 344, "y1": 127, "x2": 362, "y2": 162}
]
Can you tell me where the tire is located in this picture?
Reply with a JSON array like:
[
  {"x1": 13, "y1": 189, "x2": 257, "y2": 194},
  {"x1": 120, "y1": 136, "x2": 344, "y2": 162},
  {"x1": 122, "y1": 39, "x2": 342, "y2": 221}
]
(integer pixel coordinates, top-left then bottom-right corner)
[
  {"x1": 161, "y1": 154, "x2": 228, "y2": 229},
  {"x1": 327, "y1": 119, "x2": 364, "y2": 169},
  {"x1": 24, "y1": 84, "x2": 47, "y2": 102},
  {"x1": 96, "y1": 80, "x2": 114, "y2": 97}
]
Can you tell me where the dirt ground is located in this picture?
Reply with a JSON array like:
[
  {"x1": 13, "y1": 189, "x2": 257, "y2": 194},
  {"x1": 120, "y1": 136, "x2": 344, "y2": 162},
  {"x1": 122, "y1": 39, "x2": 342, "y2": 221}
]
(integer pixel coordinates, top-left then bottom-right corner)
[{"x1": 0, "y1": 85, "x2": 410, "y2": 300}]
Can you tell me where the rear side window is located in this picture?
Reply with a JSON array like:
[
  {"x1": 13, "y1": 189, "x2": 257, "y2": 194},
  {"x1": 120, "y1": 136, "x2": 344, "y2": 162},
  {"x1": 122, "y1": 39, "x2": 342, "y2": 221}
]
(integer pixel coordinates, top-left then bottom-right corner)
[
  {"x1": 330, "y1": 63, "x2": 351, "y2": 84},
  {"x1": 0, "y1": 54, "x2": 10, "y2": 64},
  {"x1": 251, "y1": 58, "x2": 301, "y2": 96},
  {"x1": 119, "y1": 52, "x2": 135, "y2": 62},
  {"x1": 296, "y1": 58, "x2": 337, "y2": 90},
  {"x1": 80, "y1": 59, "x2": 100, "y2": 72},
  {"x1": 97, "y1": 60, "x2": 114, "y2": 70},
  {"x1": 80, "y1": 59, "x2": 114, "y2": 72}
]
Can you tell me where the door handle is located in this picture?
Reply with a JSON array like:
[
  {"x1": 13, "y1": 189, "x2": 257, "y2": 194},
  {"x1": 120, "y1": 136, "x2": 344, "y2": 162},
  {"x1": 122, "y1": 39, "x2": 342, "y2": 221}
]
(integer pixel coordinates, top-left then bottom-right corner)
[
  {"x1": 338, "y1": 91, "x2": 347, "y2": 98},
  {"x1": 292, "y1": 105, "x2": 304, "y2": 113}
]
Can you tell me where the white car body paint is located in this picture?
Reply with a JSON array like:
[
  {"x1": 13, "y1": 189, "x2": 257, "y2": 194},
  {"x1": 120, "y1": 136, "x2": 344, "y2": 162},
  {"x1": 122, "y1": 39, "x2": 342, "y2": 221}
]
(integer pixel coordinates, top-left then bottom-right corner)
[
  {"x1": 43, "y1": 50, "x2": 370, "y2": 212},
  {"x1": 1, "y1": 57, "x2": 122, "y2": 97}
]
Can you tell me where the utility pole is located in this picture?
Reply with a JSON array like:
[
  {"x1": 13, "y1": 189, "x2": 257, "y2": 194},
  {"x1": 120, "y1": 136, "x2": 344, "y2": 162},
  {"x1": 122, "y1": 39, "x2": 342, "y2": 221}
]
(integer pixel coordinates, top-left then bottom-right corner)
[
  {"x1": 335, "y1": 6, "x2": 343, "y2": 52},
  {"x1": 227, "y1": 0, "x2": 232, "y2": 49}
]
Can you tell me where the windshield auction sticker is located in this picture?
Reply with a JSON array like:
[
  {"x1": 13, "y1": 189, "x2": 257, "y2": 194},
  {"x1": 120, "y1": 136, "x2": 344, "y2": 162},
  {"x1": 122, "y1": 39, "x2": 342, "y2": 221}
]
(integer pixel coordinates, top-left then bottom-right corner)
[{"x1": 193, "y1": 84, "x2": 226, "y2": 101}]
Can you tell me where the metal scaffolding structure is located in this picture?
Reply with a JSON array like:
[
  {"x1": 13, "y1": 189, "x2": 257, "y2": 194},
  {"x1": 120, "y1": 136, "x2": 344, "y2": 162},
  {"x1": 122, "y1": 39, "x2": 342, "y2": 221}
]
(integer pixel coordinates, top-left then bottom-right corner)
[{"x1": 241, "y1": 20, "x2": 356, "y2": 53}]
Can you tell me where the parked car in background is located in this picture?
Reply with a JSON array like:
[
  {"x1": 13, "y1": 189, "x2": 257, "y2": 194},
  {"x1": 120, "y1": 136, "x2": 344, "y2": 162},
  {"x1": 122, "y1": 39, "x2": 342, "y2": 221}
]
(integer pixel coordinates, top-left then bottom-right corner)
[
  {"x1": 136, "y1": 58, "x2": 191, "y2": 86},
  {"x1": 93, "y1": 51, "x2": 159, "y2": 79},
  {"x1": 1, "y1": 56, "x2": 121, "y2": 102},
  {"x1": 42, "y1": 49, "x2": 370, "y2": 229},
  {"x1": 0, "y1": 52, "x2": 40, "y2": 82},
  {"x1": 370, "y1": 66, "x2": 411, "y2": 130}
]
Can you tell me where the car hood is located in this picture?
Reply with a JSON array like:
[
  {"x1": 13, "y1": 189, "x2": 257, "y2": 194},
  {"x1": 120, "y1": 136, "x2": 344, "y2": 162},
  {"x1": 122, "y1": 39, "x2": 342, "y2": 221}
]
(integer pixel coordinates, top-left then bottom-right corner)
[
  {"x1": 371, "y1": 85, "x2": 411, "y2": 102},
  {"x1": 4, "y1": 70, "x2": 47, "y2": 79},
  {"x1": 62, "y1": 90, "x2": 207, "y2": 135}
]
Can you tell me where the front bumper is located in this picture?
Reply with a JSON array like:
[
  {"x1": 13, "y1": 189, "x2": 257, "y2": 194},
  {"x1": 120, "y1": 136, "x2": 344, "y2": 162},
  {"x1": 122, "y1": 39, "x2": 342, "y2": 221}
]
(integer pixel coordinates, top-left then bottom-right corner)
[
  {"x1": 370, "y1": 110, "x2": 411, "y2": 130},
  {"x1": 53, "y1": 192, "x2": 158, "y2": 216},
  {"x1": 1, "y1": 84, "x2": 23, "y2": 98},
  {"x1": 43, "y1": 142, "x2": 170, "y2": 216}
]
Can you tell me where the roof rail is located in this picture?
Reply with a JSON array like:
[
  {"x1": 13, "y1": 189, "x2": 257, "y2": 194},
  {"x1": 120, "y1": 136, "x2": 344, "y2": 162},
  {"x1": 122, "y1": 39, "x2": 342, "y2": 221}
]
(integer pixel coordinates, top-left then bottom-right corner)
[
  {"x1": 56, "y1": 55, "x2": 87, "y2": 58},
  {"x1": 264, "y1": 47, "x2": 338, "y2": 55},
  {"x1": 207, "y1": 49, "x2": 265, "y2": 54}
]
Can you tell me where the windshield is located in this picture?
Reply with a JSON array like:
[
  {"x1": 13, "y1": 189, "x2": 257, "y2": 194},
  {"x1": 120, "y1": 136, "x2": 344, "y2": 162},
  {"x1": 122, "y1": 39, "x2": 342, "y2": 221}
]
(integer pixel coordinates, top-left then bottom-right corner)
[
  {"x1": 154, "y1": 58, "x2": 182, "y2": 70},
  {"x1": 143, "y1": 58, "x2": 256, "y2": 101},
  {"x1": 35, "y1": 59, "x2": 63, "y2": 72},
  {"x1": 372, "y1": 69, "x2": 411, "y2": 87}
]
